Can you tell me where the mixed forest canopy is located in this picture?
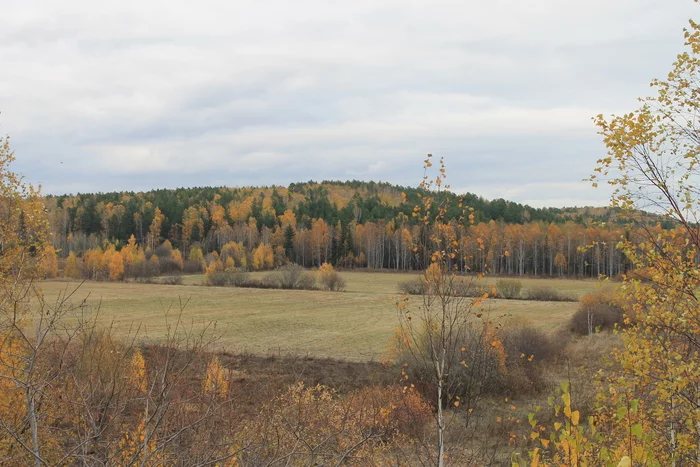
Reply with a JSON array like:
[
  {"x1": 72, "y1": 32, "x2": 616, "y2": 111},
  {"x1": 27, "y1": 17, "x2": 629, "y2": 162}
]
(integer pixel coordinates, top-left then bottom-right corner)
[{"x1": 44, "y1": 180, "x2": 659, "y2": 278}]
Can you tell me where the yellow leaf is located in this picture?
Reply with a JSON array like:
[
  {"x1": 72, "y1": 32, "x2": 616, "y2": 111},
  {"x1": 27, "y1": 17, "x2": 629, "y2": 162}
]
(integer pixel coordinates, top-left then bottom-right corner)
[{"x1": 571, "y1": 410, "x2": 580, "y2": 426}]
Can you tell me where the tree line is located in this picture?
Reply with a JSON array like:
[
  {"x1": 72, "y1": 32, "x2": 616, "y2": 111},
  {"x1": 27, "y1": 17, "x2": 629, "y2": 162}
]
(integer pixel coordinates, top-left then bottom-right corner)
[{"x1": 44, "y1": 182, "x2": 650, "y2": 278}]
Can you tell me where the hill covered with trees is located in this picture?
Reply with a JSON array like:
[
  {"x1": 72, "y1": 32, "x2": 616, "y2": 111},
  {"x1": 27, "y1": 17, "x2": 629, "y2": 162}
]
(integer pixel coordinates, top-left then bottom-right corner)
[{"x1": 44, "y1": 180, "x2": 650, "y2": 279}]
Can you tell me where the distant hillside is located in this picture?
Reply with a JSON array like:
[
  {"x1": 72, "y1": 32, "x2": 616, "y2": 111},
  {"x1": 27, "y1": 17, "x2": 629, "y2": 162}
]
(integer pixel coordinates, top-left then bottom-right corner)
[
  {"x1": 44, "y1": 180, "x2": 623, "y2": 243},
  {"x1": 43, "y1": 180, "x2": 671, "y2": 278}
]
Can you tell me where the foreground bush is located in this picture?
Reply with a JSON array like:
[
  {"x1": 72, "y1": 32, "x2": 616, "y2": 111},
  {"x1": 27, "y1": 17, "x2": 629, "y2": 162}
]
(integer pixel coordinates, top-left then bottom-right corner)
[
  {"x1": 238, "y1": 382, "x2": 432, "y2": 465},
  {"x1": 397, "y1": 319, "x2": 562, "y2": 408}
]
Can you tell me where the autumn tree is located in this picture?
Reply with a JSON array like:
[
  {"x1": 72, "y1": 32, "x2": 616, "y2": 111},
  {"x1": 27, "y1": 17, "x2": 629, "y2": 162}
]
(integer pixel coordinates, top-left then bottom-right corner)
[
  {"x1": 1, "y1": 141, "x2": 233, "y2": 462},
  {"x1": 588, "y1": 12, "x2": 700, "y2": 464},
  {"x1": 147, "y1": 207, "x2": 164, "y2": 251},
  {"x1": 519, "y1": 8, "x2": 700, "y2": 467},
  {"x1": 0, "y1": 134, "x2": 53, "y2": 465},
  {"x1": 252, "y1": 243, "x2": 274, "y2": 270},
  {"x1": 108, "y1": 251, "x2": 124, "y2": 281},
  {"x1": 397, "y1": 155, "x2": 491, "y2": 467}
]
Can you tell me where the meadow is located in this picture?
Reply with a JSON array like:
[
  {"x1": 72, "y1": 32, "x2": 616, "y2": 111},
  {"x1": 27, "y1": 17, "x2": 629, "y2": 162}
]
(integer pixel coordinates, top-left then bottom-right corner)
[{"x1": 37, "y1": 271, "x2": 607, "y2": 361}]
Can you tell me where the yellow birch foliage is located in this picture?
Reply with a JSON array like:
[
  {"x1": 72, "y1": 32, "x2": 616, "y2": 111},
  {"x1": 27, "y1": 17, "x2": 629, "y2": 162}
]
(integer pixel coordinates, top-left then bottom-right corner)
[
  {"x1": 171, "y1": 248, "x2": 184, "y2": 270},
  {"x1": 129, "y1": 348, "x2": 147, "y2": 393},
  {"x1": 64, "y1": 251, "x2": 81, "y2": 278},
  {"x1": 589, "y1": 12, "x2": 700, "y2": 465},
  {"x1": 0, "y1": 135, "x2": 50, "y2": 287},
  {"x1": 109, "y1": 251, "x2": 124, "y2": 280},
  {"x1": 188, "y1": 247, "x2": 206, "y2": 272},
  {"x1": 38, "y1": 245, "x2": 58, "y2": 278},
  {"x1": 317, "y1": 262, "x2": 335, "y2": 283},
  {"x1": 203, "y1": 356, "x2": 229, "y2": 399},
  {"x1": 252, "y1": 244, "x2": 274, "y2": 270},
  {"x1": 0, "y1": 333, "x2": 28, "y2": 456},
  {"x1": 524, "y1": 9, "x2": 700, "y2": 466}
]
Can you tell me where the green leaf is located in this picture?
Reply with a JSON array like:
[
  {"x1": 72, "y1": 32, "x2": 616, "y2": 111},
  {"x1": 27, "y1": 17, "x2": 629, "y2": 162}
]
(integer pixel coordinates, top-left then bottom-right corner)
[
  {"x1": 630, "y1": 399, "x2": 639, "y2": 413},
  {"x1": 631, "y1": 423, "x2": 644, "y2": 439}
]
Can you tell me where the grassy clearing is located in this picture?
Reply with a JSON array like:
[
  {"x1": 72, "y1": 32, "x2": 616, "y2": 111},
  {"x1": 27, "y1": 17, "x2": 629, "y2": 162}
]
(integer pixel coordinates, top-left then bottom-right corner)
[
  {"x1": 37, "y1": 272, "x2": 598, "y2": 361},
  {"x1": 182, "y1": 270, "x2": 609, "y2": 297}
]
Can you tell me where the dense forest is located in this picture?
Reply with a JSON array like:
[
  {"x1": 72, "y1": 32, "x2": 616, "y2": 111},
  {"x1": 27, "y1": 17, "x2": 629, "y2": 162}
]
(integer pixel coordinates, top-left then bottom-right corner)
[{"x1": 44, "y1": 181, "x2": 652, "y2": 278}]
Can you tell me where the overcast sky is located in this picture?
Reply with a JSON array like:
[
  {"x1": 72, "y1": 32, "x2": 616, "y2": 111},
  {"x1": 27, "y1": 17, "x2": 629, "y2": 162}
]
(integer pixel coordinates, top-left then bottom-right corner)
[{"x1": 1, "y1": 1, "x2": 696, "y2": 207}]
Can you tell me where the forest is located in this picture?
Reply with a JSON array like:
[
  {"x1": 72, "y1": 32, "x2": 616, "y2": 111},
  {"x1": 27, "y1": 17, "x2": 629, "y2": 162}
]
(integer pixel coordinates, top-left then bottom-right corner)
[{"x1": 44, "y1": 181, "x2": 654, "y2": 279}]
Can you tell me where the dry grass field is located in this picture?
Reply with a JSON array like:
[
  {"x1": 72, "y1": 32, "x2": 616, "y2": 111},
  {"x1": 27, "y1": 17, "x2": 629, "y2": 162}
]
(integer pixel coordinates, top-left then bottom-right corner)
[{"x1": 36, "y1": 272, "x2": 609, "y2": 361}]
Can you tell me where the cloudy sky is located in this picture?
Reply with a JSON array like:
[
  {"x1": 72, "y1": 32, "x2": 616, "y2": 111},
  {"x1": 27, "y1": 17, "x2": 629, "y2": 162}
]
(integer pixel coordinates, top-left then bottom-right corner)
[{"x1": 1, "y1": 1, "x2": 696, "y2": 207}]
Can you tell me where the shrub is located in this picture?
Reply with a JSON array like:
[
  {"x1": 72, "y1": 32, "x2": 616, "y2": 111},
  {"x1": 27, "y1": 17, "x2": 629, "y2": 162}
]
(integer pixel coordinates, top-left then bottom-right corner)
[
  {"x1": 499, "y1": 321, "x2": 560, "y2": 363},
  {"x1": 397, "y1": 318, "x2": 562, "y2": 406},
  {"x1": 453, "y1": 280, "x2": 488, "y2": 298},
  {"x1": 161, "y1": 275, "x2": 183, "y2": 286},
  {"x1": 135, "y1": 275, "x2": 156, "y2": 284},
  {"x1": 398, "y1": 277, "x2": 486, "y2": 297},
  {"x1": 182, "y1": 259, "x2": 202, "y2": 274},
  {"x1": 154, "y1": 241, "x2": 173, "y2": 259},
  {"x1": 398, "y1": 279, "x2": 425, "y2": 295},
  {"x1": 205, "y1": 271, "x2": 233, "y2": 287},
  {"x1": 523, "y1": 286, "x2": 576, "y2": 302},
  {"x1": 230, "y1": 270, "x2": 250, "y2": 287},
  {"x1": 187, "y1": 247, "x2": 206, "y2": 272},
  {"x1": 570, "y1": 289, "x2": 625, "y2": 335},
  {"x1": 130, "y1": 260, "x2": 159, "y2": 279},
  {"x1": 347, "y1": 385, "x2": 432, "y2": 440},
  {"x1": 317, "y1": 263, "x2": 345, "y2": 291},
  {"x1": 159, "y1": 257, "x2": 182, "y2": 274},
  {"x1": 397, "y1": 323, "x2": 510, "y2": 408},
  {"x1": 261, "y1": 265, "x2": 317, "y2": 290},
  {"x1": 272, "y1": 264, "x2": 312, "y2": 289},
  {"x1": 496, "y1": 279, "x2": 522, "y2": 299}
]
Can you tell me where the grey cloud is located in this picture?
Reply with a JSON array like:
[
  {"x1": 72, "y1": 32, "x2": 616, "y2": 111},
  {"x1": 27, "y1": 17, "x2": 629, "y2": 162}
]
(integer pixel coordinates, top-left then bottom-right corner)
[{"x1": 1, "y1": 0, "x2": 696, "y2": 207}]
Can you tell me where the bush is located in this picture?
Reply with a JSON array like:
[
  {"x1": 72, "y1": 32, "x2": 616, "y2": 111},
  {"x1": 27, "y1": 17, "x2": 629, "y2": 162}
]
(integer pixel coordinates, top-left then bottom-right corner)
[
  {"x1": 154, "y1": 242, "x2": 173, "y2": 259},
  {"x1": 230, "y1": 270, "x2": 250, "y2": 286},
  {"x1": 159, "y1": 257, "x2": 182, "y2": 274},
  {"x1": 523, "y1": 286, "x2": 576, "y2": 302},
  {"x1": 161, "y1": 275, "x2": 183, "y2": 285},
  {"x1": 398, "y1": 279, "x2": 425, "y2": 295},
  {"x1": 264, "y1": 264, "x2": 316, "y2": 290},
  {"x1": 130, "y1": 260, "x2": 159, "y2": 280},
  {"x1": 398, "y1": 277, "x2": 486, "y2": 297},
  {"x1": 318, "y1": 271, "x2": 345, "y2": 291},
  {"x1": 182, "y1": 259, "x2": 203, "y2": 274},
  {"x1": 570, "y1": 289, "x2": 625, "y2": 335},
  {"x1": 496, "y1": 279, "x2": 522, "y2": 299},
  {"x1": 397, "y1": 319, "x2": 562, "y2": 405},
  {"x1": 205, "y1": 271, "x2": 233, "y2": 287},
  {"x1": 262, "y1": 265, "x2": 317, "y2": 290},
  {"x1": 347, "y1": 385, "x2": 432, "y2": 440},
  {"x1": 317, "y1": 263, "x2": 345, "y2": 291},
  {"x1": 397, "y1": 324, "x2": 510, "y2": 408},
  {"x1": 453, "y1": 280, "x2": 488, "y2": 298}
]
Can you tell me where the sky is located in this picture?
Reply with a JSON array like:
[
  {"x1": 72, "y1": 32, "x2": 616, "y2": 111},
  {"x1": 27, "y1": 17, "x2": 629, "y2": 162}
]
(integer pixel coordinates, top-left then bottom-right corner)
[{"x1": 0, "y1": 1, "x2": 697, "y2": 207}]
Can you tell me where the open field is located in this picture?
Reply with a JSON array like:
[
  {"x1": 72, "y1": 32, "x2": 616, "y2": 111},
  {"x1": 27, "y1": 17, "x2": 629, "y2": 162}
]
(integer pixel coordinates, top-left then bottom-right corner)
[{"x1": 36, "y1": 272, "x2": 607, "y2": 361}]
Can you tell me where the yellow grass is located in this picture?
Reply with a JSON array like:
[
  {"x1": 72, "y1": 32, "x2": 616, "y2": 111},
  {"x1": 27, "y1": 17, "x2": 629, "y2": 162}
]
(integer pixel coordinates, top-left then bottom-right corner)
[{"x1": 37, "y1": 272, "x2": 604, "y2": 361}]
